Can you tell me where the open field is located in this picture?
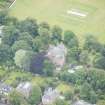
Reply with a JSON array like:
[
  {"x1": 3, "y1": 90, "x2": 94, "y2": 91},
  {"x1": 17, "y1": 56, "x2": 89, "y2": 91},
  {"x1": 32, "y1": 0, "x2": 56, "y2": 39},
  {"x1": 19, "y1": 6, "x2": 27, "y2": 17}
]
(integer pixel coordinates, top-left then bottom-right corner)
[{"x1": 9, "y1": 0, "x2": 105, "y2": 42}]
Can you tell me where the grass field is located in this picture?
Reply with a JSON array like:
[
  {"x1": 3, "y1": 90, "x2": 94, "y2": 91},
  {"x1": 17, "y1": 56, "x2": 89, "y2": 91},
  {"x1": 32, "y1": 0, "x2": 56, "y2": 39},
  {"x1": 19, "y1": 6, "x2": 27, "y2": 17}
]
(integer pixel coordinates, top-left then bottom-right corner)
[{"x1": 9, "y1": 0, "x2": 105, "y2": 42}]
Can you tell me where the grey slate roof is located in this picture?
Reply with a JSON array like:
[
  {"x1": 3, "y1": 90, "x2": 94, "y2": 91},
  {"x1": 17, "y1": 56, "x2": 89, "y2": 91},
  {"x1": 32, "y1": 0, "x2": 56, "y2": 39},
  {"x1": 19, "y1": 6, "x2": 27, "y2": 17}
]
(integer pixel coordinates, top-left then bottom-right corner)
[
  {"x1": 16, "y1": 82, "x2": 32, "y2": 98},
  {"x1": 0, "y1": 83, "x2": 13, "y2": 95},
  {"x1": 42, "y1": 87, "x2": 60, "y2": 105}
]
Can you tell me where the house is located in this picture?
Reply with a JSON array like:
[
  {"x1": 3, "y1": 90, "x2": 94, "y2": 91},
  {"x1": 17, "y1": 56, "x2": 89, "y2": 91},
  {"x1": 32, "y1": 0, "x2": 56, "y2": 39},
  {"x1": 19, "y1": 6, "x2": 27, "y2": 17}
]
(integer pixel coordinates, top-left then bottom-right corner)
[
  {"x1": 0, "y1": 83, "x2": 12, "y2": 105},
  {"x1": 42, "y1": 87, "x2": 60, "y2": 105},
  {"x1": 16, "y1": 82, "x2": 32, "y2": 98},
  {"x1": 47, "y1": 43, "x2": 67, "y2": 70},
  {"x1": 72, "y1": 100, "x2": 96, "y2": 105},
  {"x1": 0, "y1": 83, "x2": 13, "y2": 96}
]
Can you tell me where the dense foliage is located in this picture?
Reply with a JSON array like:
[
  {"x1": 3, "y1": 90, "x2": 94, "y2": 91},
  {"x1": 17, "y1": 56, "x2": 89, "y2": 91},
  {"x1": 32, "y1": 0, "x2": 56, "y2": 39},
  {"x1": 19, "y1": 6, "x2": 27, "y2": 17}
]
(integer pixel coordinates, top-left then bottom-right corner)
[{"x1": 0, "y1": 11, "x2": 105, "y2": 105}]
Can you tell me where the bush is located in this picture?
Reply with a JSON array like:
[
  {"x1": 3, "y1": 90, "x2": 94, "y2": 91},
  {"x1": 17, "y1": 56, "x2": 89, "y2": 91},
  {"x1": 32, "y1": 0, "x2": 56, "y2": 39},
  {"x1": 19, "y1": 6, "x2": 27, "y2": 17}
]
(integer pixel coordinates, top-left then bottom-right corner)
[{"x1": 28, "y1": 85, "x2": 42, "y2": 105}]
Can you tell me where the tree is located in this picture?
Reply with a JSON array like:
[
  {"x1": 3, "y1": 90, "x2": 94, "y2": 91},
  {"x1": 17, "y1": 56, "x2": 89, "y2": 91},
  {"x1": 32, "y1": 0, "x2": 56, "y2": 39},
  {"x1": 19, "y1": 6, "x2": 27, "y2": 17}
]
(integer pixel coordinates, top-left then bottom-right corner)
[
  {"x1": 59, "y1": 71, "x2": 77, "y2": 84},
  {"x1": 17, "y1": 18, "x2": 38, "y2": 37},
  {"x1": 51, "y1": 25, "x2": 62, "y2": 43},
  {"x1": 39, "y1": 22, "x2": 50, "y2": 30},
  {"x1": 43, "y1": 59, "x2": 55, "y2": 76},
  {"x1": 0, "y1": 10, "x2": 8, "y2": 25},
  {"x1": 2, "y1": 25, "x2": 20, "y2": 46},
  {"x1": 0, "y1": 44, "x2": 12, "y2": 64},
  {"x1": 59, "y1": 68, "x2": 105, "y2": 103},
  {"x1": 18, "y1": 32, "x2": 33, "y2": 45},
  {"x1": 12, "y1": 40, "x2": 32, "y2": 53},
  {"x1": 80, "y1": 82, "x2": 97, "y2": 104},
  {"x1": 64, "y1": 30, "x2": 78, "y2": 48},
  {"x1": 86, "y1": 69, "x2": 105, "y2": 94},
  {"x1": 100, "y1": 44, "x2": 105, "y2": 56},
  {"x1": 89, "y1": 90, "x2": 97, "y2": 104},
  {"x1": 14, "y1": 49, "x2": 26, "y2": 69},
  {"x1": 33, "y1": 36, "x2": 43, "y2": 52},
  {"x1": 94, "y1": 54, "x2": 105, "y2": 70},
  {"x1": 14, "y1": 49, "x2": 34, "y2": 71},
  {"x1": 84, "y1": 35, "x2": 102, "y2": 52},
  {"x1": 30, "y1": 52, "x2": 45, "y2": 74},
  {"x1": 22, "y1": 51, "x2": 34, "y2": 71},
  {"x1": 54, "y1": 99, "x2": 68, "y2": 105},
  {"x1": 7, "y1": 17, "x2": 19, "y2": 26},
  {"x1": 28, "y1": 85, "x2": 42, "y2": 105},
  {"x1": 9, "y1": 90, "x2": 25, "y2": 105},
  {"x1": 38, "y1": 27, "x2": 50, "y2": 36},
  {"x1": 64, "y1": 90, "x2": 74, "y2": 100},
  {"x1": 79, "y1": 50, "x2": 91, "y2": 69},
  {"x1": 66, "y1": 47, "x2": 81, "y2": 63},
  {"x1": 33, "y1": 34, "x2": 50, "y2": 52}
]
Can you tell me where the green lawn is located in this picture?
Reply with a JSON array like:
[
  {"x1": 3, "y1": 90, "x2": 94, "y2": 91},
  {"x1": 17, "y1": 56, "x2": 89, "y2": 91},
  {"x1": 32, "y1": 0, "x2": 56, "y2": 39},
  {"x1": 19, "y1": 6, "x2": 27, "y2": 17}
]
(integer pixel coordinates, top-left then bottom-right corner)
[
  {"x1": 9, "y1": 0, "x2": 105, "y2": 42},
  {"x1": 56, "y1": 83, "x2": 74, "y2": 94}
]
